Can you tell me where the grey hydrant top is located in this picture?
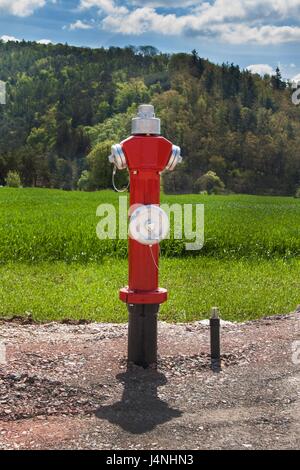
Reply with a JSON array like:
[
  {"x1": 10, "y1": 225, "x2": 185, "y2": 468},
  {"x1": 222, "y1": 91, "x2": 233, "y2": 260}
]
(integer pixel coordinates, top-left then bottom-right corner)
[{"x1": 131, "y1": 104, "x2": 161, "y2": 135}]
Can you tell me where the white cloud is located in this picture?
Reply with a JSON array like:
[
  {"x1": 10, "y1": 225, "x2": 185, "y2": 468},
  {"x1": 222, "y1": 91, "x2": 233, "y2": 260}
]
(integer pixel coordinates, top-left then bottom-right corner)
[
  {"x1": 79, "y1": 0, "x2": 128, "y2": 15},
  {"x1": 247, "y1": 64, "x2": 275, "y2": 76},
  {"x1": 214, "y1": 24, "x2": 300, "y2": 45},
  {"x1": 0, "y1": 0, "x2": 46, "y2": 17},
  {"x1": 102, "y1": 7, "x2": 185, "y2": 35},
  {"x1": 78, "y1": 0, "x2": 300, "y2": 46},
  {"x1": 131, "y1": 0, "x2": 198, "y2": 6},
  {"x1": 132, "y1": 0, "x2": 300, "y2": 16},
  {"x1": 37, "y1": 39, "x2": 53, "y2": 44},
  {"x1": 292, "y1": 73, "x2": 300, "y2": 83},
  {"x1": 69, "y1": 19, "x2": 94, "y2": 31},
  {"x1": 1, "y1": 35, "x2": 20, "y2": 42}
]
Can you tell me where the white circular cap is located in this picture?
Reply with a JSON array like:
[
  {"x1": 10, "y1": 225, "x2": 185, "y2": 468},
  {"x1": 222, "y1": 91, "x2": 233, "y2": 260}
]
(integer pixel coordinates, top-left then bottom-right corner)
[
  {"x1": 166, "y1": 145, "x2": 182, "y2": 171},
  {"x1": 129, "y1": 205, "x2": 169, "y2": 245},
  {"x1": 109, "y1": 144, "x2": 127, "y2": 170}
]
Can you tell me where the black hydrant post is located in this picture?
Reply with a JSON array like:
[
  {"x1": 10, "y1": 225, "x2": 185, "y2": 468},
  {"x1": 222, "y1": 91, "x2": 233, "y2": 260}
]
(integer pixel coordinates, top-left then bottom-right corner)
[
  {"x1": 210, "y1": 307, "x2": 221, "y2": 372},
  {"x1": 127, "y1": 304, "x2": 159, "y2": 368}
]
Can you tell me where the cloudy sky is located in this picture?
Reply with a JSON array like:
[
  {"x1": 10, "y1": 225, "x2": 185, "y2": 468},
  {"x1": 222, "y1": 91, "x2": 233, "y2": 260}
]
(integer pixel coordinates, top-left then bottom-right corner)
[{"x1": 0, "y1": 0, "x2": 300, "y2": 80}]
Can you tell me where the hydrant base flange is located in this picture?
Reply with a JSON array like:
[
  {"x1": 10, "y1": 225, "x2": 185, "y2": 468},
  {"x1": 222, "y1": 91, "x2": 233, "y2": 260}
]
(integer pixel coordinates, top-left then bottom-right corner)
[{"x1": 119, "y1": 287, "x2": 167, "y2": 305}]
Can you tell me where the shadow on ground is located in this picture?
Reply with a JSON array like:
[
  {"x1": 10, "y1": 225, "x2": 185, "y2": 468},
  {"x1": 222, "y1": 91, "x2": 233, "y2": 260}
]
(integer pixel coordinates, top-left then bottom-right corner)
[{"x1": 95, "y1": 370, "x2": 182, "y2": 434}]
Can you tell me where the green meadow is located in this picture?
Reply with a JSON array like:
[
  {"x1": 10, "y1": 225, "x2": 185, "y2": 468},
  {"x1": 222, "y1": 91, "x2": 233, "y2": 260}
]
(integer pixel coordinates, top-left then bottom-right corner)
[{"x1": 0, "y1": 188, "x2": 299, "y2": 322}]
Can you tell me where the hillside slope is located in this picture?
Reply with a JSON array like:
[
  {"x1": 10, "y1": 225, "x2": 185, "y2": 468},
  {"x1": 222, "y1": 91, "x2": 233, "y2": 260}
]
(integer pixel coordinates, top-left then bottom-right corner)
[{"x1": 0, "y1": 41, "x2": 299, "y2": 195}]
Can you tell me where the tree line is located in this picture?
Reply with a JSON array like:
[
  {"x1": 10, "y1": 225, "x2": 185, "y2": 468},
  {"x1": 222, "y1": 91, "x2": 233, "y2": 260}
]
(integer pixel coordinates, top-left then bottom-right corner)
[{"x1": 0, "y1": 41, "x2": 299, "y2": 196}]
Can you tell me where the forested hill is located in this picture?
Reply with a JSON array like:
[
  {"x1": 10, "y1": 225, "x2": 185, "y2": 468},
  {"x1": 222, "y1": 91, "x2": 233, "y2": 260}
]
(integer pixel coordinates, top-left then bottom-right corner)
[{"x1": 0, "y1": 41, "x2": 299, "y2": 195}]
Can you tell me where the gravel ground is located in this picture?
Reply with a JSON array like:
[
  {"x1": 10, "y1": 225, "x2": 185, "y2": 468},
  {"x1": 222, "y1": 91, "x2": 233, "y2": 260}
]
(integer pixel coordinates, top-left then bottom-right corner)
[{"x1": 0, "y1": 313, "x2": 299, "y2": 450}]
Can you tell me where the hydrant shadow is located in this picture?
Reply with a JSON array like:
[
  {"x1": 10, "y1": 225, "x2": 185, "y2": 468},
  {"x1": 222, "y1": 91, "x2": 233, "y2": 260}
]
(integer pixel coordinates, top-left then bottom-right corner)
[{"x1": 95, "y1": 369, "x2": 182, "y2": 434}]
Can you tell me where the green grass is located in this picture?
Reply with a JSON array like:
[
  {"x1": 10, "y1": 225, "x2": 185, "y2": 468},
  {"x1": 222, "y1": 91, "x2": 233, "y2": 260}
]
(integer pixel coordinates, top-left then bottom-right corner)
[
  {"x1": 0, "y1": 188, "x2": 299, "y2": 322},
  {"x1": 1, "y1": 188, "x2": 300, "y2": 262},
  {"x1": 0, "y1": 258, "x2": 299, "y2": 322}
]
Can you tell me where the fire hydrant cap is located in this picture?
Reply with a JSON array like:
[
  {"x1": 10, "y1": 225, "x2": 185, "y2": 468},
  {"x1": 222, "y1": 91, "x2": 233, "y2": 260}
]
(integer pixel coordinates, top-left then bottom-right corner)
[{"x1": 132, "y1": 104, "x2": 161, "y2": 135}]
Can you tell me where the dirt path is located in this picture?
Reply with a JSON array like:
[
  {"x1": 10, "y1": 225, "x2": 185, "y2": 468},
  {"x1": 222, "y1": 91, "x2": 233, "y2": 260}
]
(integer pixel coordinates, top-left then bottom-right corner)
[{"x1": 0, "y1": 313, "x2": 299, "y2": 450}]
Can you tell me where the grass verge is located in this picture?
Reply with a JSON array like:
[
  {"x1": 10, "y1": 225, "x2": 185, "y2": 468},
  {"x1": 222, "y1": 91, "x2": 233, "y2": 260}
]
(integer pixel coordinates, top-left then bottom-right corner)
[{"x1": 0, "y1": 257, "x2": 298, "y2": 323}]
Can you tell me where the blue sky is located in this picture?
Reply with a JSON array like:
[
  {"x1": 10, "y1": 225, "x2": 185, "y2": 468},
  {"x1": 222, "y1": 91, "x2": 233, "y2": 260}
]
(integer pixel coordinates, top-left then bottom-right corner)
[{"x1": 0, "y1": 0, "x2": 300, "y2": 80}]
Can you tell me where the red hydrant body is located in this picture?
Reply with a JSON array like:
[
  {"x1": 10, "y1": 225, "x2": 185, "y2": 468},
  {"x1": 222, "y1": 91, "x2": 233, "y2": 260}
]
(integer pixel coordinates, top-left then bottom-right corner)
[{"x1": 119, "y1": 135, "x2": 172, "y2": 305}]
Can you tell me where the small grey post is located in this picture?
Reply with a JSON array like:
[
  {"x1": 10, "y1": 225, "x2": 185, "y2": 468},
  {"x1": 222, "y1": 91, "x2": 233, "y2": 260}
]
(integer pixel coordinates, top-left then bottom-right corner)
[{"x1": 210, "y1": 307, "x2": 221, "y2": 372}]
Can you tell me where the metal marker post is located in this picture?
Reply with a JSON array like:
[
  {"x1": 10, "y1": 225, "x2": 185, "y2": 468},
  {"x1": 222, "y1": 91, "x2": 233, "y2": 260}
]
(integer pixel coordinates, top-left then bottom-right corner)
[{"x1": 210, "y1": 307, "x2": 221, "y2": 371}]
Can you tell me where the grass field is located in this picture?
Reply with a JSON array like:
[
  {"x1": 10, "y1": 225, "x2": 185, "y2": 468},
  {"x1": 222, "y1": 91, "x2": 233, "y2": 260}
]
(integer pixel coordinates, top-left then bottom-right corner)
[
  {"x1": 0, "y1": 258, "x2": 299, "y2": 322},
  {"x1": 1, "y1": 188, "x2": 300, "y2": 262},
  {"x1": 0, "y1": 188, "x2": 299, "y2": 322}
]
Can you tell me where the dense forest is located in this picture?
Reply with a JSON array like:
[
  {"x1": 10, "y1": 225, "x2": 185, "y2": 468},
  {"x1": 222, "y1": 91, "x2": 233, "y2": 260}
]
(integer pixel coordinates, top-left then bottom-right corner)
[{"x1": 0, "y1": 40, "x2": 299, "y2": 195}]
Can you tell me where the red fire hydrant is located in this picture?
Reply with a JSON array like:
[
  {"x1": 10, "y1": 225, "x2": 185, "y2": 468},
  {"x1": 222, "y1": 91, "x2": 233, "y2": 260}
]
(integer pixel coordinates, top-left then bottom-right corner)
[{"x1": 109, "y1": 105, "x2": 182, "y2": 367}]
